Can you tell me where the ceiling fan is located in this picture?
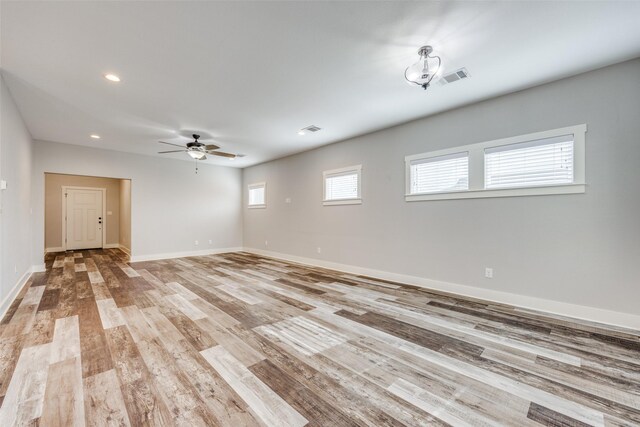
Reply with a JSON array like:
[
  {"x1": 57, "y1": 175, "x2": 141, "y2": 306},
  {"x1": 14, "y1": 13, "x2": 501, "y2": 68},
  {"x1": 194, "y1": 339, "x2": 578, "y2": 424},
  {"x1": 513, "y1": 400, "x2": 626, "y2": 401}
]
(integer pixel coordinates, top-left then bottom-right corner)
[{"x1": 157, "y1": 134, "x2": 236, "y2": 160}]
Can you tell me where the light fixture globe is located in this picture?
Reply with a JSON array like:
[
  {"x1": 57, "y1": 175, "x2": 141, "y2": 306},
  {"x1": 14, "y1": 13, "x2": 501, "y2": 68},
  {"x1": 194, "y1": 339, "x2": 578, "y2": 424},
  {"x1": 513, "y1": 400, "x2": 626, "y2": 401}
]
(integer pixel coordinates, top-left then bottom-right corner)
[
  {"x1": 405, "y1": 45, "x2": 442, "y2": 90},
  {"x1": 188, "y1": 150, "x2": 206, "y2": 160}
]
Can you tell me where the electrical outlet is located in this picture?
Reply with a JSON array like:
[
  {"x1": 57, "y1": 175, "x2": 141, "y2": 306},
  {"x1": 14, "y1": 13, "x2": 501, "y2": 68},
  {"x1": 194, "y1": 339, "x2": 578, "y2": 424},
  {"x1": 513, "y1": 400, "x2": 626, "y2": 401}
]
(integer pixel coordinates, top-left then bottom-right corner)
[
  {"x1": 208, "y1": 240, "x2": 212, "y2": 245},
  {"x1": 265, "y1": 240, "x2": 268, "y2": 247},
  {"x1": 285, "y1": 197, "x2": 291, "y2": 204},
  {"x1": 14, "y1": 265, "x2": 17, "y2": 274},
  {"x1": 485, "y1": 267, "x2": 493, "y2": 279},
  {"x1": 194, "y1": 240, "x2": 199, "y2": 246},
  {"x1": 317, "y1": 247, "x2": 322, "y2": 254}
]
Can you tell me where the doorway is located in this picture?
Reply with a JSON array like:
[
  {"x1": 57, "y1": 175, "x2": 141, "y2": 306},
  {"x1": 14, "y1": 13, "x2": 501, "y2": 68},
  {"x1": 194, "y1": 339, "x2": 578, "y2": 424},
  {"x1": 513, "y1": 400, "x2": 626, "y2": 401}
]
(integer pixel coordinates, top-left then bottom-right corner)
[
  {"x1": 44, "y1": 173, "x2": 131, "y2": 256},
  {"x1": 63, "y1": 187, "x2": 105, "y2": 250}
]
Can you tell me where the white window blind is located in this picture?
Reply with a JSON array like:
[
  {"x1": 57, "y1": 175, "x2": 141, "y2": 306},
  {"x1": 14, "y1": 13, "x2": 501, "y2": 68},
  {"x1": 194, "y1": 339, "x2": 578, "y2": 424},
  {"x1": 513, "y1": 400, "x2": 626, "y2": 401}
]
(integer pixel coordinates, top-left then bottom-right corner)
[
  {"x1": 325, "y1": 172, "x2": 358, "y2": 200},
  {"x1": 248, "y1": 183, "x2": 266, "y2": 207},
  {"x1": 323, "y1": 165, "x2": 362, "y2": 205},
  {"x1": 485, "y1": 135, "x2": 574, "y2": 189},
  {"x1": 410, "y1": 152, "x2": 469, "y2": 194}
]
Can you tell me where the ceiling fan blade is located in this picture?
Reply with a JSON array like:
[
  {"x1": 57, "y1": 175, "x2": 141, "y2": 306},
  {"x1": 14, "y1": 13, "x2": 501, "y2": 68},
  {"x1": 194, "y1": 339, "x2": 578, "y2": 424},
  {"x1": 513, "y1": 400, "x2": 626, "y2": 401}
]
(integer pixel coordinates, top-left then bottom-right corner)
[
  {"x1": 204, "y1": 144, "x2": 220, "y2": 150},
  {"x1": 158, "y1": 141, "x2": 186, "y2": 148},
  {"x1": 158, "y1": 150, "x2": 187, "y2": 154},
  {"x1": 208, "y1": 151, "x2": 237, "y2": 158}
]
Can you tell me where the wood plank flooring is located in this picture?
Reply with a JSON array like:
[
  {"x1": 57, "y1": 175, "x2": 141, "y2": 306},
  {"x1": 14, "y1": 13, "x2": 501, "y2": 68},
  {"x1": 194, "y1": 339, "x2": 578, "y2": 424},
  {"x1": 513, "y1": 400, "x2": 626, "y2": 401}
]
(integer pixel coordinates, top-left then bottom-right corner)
[{"x1": 1, "y1": 249, "x2": 639, "y2": 426}]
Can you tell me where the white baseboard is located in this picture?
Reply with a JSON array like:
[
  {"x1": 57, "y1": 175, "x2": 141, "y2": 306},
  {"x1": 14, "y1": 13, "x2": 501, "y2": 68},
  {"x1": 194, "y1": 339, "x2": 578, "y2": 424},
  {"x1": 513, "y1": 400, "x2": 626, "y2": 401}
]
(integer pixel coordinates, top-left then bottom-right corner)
[
  {"x1": 32, "y1": 264, "x2": 46, "y2": 272},
  {"x1": 45, "y1": 247, "x2": 64, "y2": 253},
  {"x1": 130, "y1": 247, "x2": 243, "y2": 263},
  {"x1": 0, "y1": 265, "x2": 42, "y2": 322},
  {"x1": 103, "y1": 243, "x2": 120, "y2": 249},
  {"x1": 243, "y1": 247, "x2": 640, "y2": 331},
  {"x1": 119, "y1": 245, "x2": 131, "y2": 256}
]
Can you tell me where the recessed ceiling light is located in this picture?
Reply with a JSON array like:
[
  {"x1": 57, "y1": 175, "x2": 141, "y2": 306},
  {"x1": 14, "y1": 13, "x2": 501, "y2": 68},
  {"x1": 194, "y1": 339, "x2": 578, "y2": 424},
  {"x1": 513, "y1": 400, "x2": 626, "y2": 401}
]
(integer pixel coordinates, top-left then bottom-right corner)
[
  {"x1": 90, "y1": 134, "x2": 101, "y2": 139},
  {"x1": 104, "y1": 73, "x2": 120, "y2": 82},
  {"x1": 297, "y1": 131, "x2": 306, "y2": 136}
]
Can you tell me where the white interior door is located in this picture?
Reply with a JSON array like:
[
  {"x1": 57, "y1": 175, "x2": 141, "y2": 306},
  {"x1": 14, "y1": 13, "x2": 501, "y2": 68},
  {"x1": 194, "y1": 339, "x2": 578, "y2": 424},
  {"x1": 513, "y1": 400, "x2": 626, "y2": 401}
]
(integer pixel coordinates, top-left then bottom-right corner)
[{"x1": 65, "y1": 188, "x2": 103, "y2": 250}]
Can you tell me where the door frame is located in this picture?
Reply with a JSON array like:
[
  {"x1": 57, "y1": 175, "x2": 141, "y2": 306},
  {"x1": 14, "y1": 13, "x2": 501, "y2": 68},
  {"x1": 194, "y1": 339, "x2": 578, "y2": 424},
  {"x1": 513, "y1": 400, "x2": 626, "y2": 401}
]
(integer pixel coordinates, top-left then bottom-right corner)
[{"x1": 61, "y1": 186, "x2": 107, "y2": 251}]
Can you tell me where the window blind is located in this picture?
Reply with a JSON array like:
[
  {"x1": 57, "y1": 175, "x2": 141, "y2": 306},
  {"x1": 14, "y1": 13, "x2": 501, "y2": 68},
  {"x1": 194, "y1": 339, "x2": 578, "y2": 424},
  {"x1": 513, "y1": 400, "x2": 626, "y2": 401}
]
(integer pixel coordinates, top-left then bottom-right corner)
[
  {"x1": 410, "y1": 152, "x2": 469, "y2": 194},
  {"x1": 248, "y1": 185, "x2": 265, "y2": 205},
  {"x1": 325, "y1": 172, "x2": 359, "y2": 200},
  {"x1": 485, "y1": 135, "x2": 574, "y2": 189}
]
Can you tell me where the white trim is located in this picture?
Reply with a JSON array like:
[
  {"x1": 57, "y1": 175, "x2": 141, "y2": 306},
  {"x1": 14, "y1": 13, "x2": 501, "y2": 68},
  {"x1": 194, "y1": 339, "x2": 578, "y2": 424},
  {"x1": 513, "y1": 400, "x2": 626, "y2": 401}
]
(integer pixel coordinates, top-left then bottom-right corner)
[
  {"x1": 119, "y1": 244, "x2": 131, "y2": 256},
  {"x1": 45, "y1": 246, "x2": 65, "y2": 254},
  {"x1": 130, "y1": 247, "x2": 243, "y2": 263},
  {"x1": 32, "y1": 264, "x2": 46, "y2": 273},
  {"x1": 0, "y1": 269, "x2": 32, "y2": 320},
  {"x1": 406, "y1": 184, "x2": 586, "y2": 202},
  {"x1": 323, "y1": 164, "x2": 362, "y2": 206},
  {"x1": 248, "y1": 182, "x2": 267, "y2": 208},
  {"x1": 61, "y1": 186, "x2": 107, "y2": 250},
  {"x1": 323, "y1": 199, "x2": 362, "y2": 206},
  {"x1": 405, "y1": 124, "x2": 587, "y2": 201},
  {"x1": 103, "y1": 243, "x2": 120, "y2": 249},
  {"x1": 242, "y1": 247, "x2": 640, "y2": 331},
  {"x1": 0, "y1": 266, "x2": 41, "y2": 322}
]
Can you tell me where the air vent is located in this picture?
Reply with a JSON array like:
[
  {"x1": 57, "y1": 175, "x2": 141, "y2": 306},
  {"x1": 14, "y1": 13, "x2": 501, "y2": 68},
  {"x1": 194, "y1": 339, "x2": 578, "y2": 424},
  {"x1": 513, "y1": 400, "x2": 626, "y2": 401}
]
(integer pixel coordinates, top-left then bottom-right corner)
[
  {"x1": 298, "y1": 125, "x2": 322, "y2": 136},
  {"x1": 437, "y1": 68, "x2": 470, "y2": 86}
]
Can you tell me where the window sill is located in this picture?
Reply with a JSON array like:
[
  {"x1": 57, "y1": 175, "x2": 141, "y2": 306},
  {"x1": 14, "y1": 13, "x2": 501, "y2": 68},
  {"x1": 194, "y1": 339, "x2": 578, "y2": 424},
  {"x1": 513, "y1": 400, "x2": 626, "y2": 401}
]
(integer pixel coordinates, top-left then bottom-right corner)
[
  {"x1": 248, "y1": 204, "x2": 266, "y2": 209},
  {"x1": 405, "y1": 184, "x2": 585, "y2": 202},
  {"x1": 323, "y1": 199, "x2": 362, "y2": 206}
]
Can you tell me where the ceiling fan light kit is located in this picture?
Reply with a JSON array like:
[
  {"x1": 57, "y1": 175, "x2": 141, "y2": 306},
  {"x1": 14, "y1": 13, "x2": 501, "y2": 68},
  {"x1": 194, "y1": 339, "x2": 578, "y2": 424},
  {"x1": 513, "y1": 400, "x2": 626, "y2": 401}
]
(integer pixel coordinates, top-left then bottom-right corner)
[
  {"x1": 157, "y1": 133, "x2": 239, "y2": 172},
  {"x1": 405, "y1": 45, "x2": 442, "y2": 91},
  {"x1": 188, "y1": 150, "x2": 206, "y2": 160}
]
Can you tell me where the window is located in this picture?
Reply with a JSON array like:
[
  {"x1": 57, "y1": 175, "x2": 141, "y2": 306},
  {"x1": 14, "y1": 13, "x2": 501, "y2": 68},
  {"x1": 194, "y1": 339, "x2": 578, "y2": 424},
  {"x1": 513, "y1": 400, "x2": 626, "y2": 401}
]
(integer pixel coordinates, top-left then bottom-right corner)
[
  {"x1": 409, "y1": 152, "x2": 469, "y2": 195},
  {"x1": 405, "y1": 124, "x2": 586, "y2": 201},
  {"x1": 323, "y1": 165, "x2": 362, "y2": 205},
  {"x1": 485, "y1": 135, "x2": 573, "y2": 189},
  {"x1": 248, "y1": 182, "x2": 266, "y2": 208}
]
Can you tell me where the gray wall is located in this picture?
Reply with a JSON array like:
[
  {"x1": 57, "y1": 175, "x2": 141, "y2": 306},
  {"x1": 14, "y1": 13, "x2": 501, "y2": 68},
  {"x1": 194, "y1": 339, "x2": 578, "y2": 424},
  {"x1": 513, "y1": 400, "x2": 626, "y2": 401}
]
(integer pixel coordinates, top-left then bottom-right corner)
[
  {"x1": 243, "y1": 59, "x2": 640, "y2": 316},
  {"x1": 0, "y1": 75, "x2": 33, "y2": 313},
  {"x1": 33, "y1": 141, "x2": 243, "y2": 264}
]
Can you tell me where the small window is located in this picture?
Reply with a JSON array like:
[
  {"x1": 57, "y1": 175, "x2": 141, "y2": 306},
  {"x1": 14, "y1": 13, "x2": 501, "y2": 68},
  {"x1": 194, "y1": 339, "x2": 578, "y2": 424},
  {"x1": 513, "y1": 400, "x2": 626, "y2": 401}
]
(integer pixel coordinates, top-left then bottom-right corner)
[
  {"x1": 248, "y1": 182, "x2": 266, "y2": 208},
  {"x1": 409, "y1": 152, "x2": 469, "y2": 195},
  {"x1": 485, "y1": 135, "x2": 573, "y2": 189},
  {"x1": 323, "y1": 165, "x2": 362, "y2": 206}
]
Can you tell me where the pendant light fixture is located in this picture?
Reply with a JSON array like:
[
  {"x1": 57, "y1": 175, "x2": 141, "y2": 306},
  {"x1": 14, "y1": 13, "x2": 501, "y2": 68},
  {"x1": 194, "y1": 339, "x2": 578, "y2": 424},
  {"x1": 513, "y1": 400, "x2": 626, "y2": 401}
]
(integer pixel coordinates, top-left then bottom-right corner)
[{"x1": 405, "y1": 45, "x2": 442, "y2": 90}]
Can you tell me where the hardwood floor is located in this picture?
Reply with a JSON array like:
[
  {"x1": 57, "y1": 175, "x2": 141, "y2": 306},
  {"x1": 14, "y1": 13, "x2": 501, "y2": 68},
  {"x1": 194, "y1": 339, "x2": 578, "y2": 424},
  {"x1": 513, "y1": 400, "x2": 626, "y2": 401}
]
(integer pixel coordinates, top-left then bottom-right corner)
[{"x1": 1, "y1": 249, "x2": 639, "y2": 426}]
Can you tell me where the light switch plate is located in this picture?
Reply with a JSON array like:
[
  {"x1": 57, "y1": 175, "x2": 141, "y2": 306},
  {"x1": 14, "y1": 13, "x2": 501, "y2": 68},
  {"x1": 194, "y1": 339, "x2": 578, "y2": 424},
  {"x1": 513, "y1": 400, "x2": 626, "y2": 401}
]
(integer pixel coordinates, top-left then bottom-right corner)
[{"x1": 107, "y1": 211, "x2": 113, "y2": 215}]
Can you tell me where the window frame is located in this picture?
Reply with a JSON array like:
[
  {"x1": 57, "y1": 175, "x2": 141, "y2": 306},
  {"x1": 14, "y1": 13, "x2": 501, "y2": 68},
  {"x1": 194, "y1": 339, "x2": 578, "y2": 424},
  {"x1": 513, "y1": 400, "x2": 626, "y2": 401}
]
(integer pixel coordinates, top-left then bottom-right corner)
[
  {"x1": 405, "y1": 124, "x2": 586, "y2": 202},
  {"x1": 323, "y1": 164, "x2": 362, "y2": 206},
  {"x1": 247, "y1": 182, "x2": 267, "y2": 209}
]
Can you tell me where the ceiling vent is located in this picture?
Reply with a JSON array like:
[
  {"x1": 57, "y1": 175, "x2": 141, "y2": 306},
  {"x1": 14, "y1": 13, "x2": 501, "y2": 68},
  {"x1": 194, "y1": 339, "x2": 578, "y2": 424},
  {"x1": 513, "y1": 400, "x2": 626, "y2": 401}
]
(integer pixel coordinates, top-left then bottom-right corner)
[
  {"x1": 437, "y1": 68, "x2": 470, "y2": 86},
  {"x1": 302, "y1": 125, "x2": 322, "y2": 133}
]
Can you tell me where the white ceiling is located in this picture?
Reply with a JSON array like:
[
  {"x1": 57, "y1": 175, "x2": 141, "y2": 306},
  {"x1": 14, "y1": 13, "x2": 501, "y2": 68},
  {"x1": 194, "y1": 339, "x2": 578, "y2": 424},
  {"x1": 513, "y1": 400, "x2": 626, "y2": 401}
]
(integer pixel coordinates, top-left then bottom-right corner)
[{"x1": 2, "y1": 1, "x2": 640, "y2": 168}]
